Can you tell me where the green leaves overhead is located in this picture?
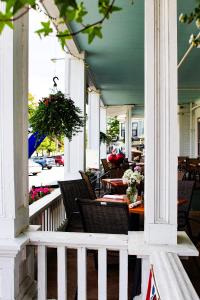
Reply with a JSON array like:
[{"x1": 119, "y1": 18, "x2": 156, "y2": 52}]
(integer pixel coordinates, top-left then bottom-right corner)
[
  {"x1": 83, "y1": 25, "x2": 103, "y2": 44},
  {"x1": 35, "y1": 21, "x2": 53, "y2": 38},
  {"x1": 0, "y1": 11, "x2": 13, "y2": 33},
  {"x1": 179, "y1": 0, "x2": 200, "y2": 29},
  {"x1": 0, "y1": 0, "x2": 124, "y2": 45}
]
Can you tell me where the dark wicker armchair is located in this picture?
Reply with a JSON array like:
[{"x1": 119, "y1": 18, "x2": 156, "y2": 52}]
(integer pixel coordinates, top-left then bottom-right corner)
[
  {"x1": 58, "y1": 179, "x2": 90, "y2": 231},
  {"x1": 77, "y1": 198, "x2": 141, "y2": 296},
  {"x1": 77, "y1": 198, "x2": 129, "y2": 234},
  {"x1": 79, "y1": 170, "x2": 97, "y2": 200},
  {"x1": 178, "y1": 180, "x2": 195, "y2": 236}
]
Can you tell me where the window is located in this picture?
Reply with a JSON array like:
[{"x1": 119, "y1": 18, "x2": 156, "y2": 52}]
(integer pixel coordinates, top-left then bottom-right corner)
[
  {"x1": 121, "y1": 123, "x2": 125, "y2": 139},
  {"x1": 132, "y1": 122, "x2": 138, "y2": 137}
]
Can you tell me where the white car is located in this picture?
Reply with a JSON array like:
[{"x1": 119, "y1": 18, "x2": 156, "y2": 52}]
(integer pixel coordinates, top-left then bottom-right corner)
[{"x1": 28, "y1": 159, "x2": 42, "y2": 176}]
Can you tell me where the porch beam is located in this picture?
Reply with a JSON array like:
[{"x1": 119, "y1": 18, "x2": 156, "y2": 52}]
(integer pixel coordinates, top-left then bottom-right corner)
[{"x1": 144, "y1": 0, "x2": 178, "y2": 244}]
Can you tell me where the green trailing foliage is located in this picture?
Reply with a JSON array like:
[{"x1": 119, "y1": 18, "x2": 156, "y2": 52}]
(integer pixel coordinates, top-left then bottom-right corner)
[
  {"x1": 100, "y1": 131, "x2": 111, "y2": 144},
  {"x1": 179, "y1": 0, "x2": 200, "y2": 47},
  {"x1": 29, "y1": 91, "x2": 85, "y2": 140},
  {"x1": 0, "y1": 0, "x2": 124, "y2": 46}
]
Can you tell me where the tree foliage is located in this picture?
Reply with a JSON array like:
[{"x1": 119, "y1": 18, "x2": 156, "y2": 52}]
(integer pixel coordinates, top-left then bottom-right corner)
[
  {"x1": 179, "y1": 0, "x2": 200, "y2": 47},
  {"x1": 106, "y1": 116, "x2": 119, "y2": 142},
  {"x1": 0, "y1": 0, "x2": 124, "y2": 47}
]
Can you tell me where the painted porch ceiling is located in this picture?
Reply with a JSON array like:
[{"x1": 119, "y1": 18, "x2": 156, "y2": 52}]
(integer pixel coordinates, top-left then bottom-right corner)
[{"x1": 71, "y1": 0, "x2": 200, "y2": 105}]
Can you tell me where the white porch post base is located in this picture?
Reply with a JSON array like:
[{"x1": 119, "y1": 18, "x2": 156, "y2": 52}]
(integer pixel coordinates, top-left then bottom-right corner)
[
  {"x1": 64, "y1": 54, "x2": 86, "y2": 177},
  {"x1": 0, "y1": 235, "x2": 37, "y2": 299}
]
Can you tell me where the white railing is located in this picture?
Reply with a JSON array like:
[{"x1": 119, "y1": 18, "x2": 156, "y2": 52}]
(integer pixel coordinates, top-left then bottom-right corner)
[
  {"x1": 27, "y1": 230, "x2": 128, "y2": 300},
  {"x1": 26, "y1": 230, "x2": 199, "y2": 300},
  {"x1": 29, "y1": 189, "x2": 66, "y2": 231},
  {"x1": 151, "y1": 251, "x2": 199, "y2": 300}
]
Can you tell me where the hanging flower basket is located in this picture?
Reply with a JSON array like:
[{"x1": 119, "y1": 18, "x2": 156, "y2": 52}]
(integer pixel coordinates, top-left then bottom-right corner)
[{"x1": 30, "y1": 91, "x2": 85, "y2": 140}]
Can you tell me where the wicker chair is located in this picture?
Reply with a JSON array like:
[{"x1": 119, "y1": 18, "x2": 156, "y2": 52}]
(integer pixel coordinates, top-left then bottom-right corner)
[
  {"x1": 178, "y1": 180, "x2": 195, "y2": 236},
  {"x1": 58, "y1": 179, "x2": 91, "y2": 231},
  {"x1": 77, "y1": 198, "x2": 129, "y2": 234},
  {"x1": 79, "y1": 170, "x2": 97, "y2": 200},
  {"x1": 77, "y1": 198, "x2": 141, "y2": 296}
]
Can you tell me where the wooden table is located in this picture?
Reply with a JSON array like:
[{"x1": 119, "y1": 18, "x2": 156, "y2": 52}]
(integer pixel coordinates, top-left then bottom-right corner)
[{"x1": 96, "y1": 196, "x2": 187, "y2": 215}]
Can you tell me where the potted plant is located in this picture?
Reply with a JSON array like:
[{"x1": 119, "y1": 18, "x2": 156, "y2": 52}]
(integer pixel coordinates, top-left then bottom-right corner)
[{"x1": 30, "y1": 91, "x2": 85, "y2": 140}]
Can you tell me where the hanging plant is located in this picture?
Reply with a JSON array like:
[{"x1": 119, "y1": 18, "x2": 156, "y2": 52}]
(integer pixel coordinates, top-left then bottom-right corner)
[
  {"x1": 100, "y1": 131, "x2": 111, "y2": 144},
  {"x1": 30, "y1": 91, "x2": 85, "y2": 140}
]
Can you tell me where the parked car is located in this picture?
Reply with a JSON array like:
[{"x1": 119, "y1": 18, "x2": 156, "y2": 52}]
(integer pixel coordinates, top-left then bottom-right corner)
[
  {"x1": 54, "y1": 155, "x2": 64, "y2": 166},
  {"x1": 28, "y1": 159, "x2": 42, "y2": 176},
  {"x1": 32, "y1": 156, "x2": 53, "y2": 170}
]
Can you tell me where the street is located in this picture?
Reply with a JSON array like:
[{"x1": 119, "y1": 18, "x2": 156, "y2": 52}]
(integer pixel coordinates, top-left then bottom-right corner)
[{"x1": 29, "y1": 166, "x2": 64, "y2": 189}]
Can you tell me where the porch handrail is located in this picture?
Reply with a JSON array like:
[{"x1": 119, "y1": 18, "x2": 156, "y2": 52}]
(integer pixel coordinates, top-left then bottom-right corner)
[
  {"x1": 151, "y1": 251, "x2": 199, "y2": 300},
  {"x1": 26, "y1": 230, "x2": 199, "y2": 300},
  {"x1": 29, "y1": 189, "x2": 61, "y2": 220},
  {"x1": 27, "y1": 230, "x2": 128, "y2": 300},
  {"x1": 29, "y1": 189, "x2": 66, "y2": 231}
]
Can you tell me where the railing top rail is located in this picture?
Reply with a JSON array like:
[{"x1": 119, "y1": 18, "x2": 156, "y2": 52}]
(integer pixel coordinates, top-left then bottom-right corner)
[
  {"x1": 151, "y1": 251, "x2": 199, "y2": 300},
  {"x1": 29, "y1": 189, "x2": 61, "y2": 220},
  {"x1": 26, "y1": 231, "x2": 128, "y2": 250},
  {"x1": 128, "y1": 231, "x2": 199, "y2": 257}
]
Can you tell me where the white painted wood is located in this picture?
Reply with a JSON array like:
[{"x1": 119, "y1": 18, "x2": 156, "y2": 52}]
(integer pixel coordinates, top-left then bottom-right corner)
[
  {"x1": 57, "y1": 246, "x2": 67, "y2": 300},
  {"x1": 0, "y1": 3, "x2": 29, "y2": 238},
  {"x1": 151, "y1": 252, "x2": 199, "y2": 300},
  {"x1": 38, "y1": 245, "x2": 47, "y2": 300},
  {"x1": 87, "y1": 91, "x2": 100, "y2": 169},
  {"x1": 144, "y1": 0, "x2": 178, "y2": 244},
  {"x1": 128, "y1": 231, "x2": 198, "y2": 257},
  {"x1": 77, "y1": 247, "x2": 87, "y2": 300},
  {"x1": 100, "y1": 104, "x2": 107, "y2": 159},
  {"x1": 29, "y1": 189, "x2": 67, "y2": 231},
  {"x1": 119, "y1": 249, "x2": 128, "y2": 300},
  {"x1": 125, "y1": 106, "x2": 132, "y2": 161},
  {"x1": 27, "y1": 231, "x2": 128, "y2": 250},
  {"x1": 64, "y1": 55, "x2": 86, "y2": 176},
  {"x1": 98, "y1": 248, "x2": 107, "y2": 300}
]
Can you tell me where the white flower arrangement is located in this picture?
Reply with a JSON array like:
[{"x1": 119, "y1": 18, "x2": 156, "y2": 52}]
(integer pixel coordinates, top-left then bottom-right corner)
[{"x1": 122, "y1": 169, "x2": 143, "y2": 185}]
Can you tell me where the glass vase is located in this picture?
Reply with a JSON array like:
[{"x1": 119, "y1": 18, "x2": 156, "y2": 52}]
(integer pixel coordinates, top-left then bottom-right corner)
[{"x1": 126, "y1": 184, "x2": 138, "y2": 203}]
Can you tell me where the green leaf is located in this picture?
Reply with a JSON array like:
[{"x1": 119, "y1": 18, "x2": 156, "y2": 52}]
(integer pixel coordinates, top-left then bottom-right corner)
[
  {"x1": 83, "y1": 25, "x2": 103, "y2": 44},
  {"x1": 0, "y1": 11, "x2": 14, "y2": 34},
  {"x1": 35, "y1": 21, "x2": 53, "y2": 38},
  {"x1": 55, "y1": 0, "x2": 78, "y2": 18},
  {"x1": 57, "y1": 29, "x2": 71, "y2": 49},
  {"x1": 75, "y1": 2, "x2": 87, "y2": 23}
]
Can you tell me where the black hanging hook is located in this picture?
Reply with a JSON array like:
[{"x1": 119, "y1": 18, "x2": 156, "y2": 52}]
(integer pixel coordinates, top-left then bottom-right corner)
[{"x1": 53, "y1": 76, "x2": 59, "y2": 87}]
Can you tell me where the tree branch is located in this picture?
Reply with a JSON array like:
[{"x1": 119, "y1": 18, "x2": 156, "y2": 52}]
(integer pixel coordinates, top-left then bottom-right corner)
[{"x1": 56, "y1": 0, "x2": 116, "y2": 38}]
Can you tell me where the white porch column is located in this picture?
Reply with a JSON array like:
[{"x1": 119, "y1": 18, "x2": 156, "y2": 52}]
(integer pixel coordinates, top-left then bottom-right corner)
[
  {"x1": 87, "y1": 90, "x2": 100, "y2": 169},
  {"x1": 145, "y1": 0, "x2": 178, "y2": 244},
  {"x1": 64, "y1": 54, "x2": 86, "y2": 178},
  {"x1": 0, "y1": 6, "x2": 34, "y2": 299},
  {"x1": 125, "y1": 106, "x2": 132, "y2": 161},
  {"x1": 100, "y1": 104, "x2": 107, "y2": 159},
  {"x1": 0, "y1": 8, "x2": 29, "y2": 239}
]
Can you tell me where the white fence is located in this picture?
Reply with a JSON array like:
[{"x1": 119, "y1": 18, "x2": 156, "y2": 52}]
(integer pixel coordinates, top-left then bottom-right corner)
[
  {"x1": 26, "y1": 230, "x2": 199, "y2": 300},
  {"x1": 29, "y1": 189, "x2": 66, "y2": 231}
]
